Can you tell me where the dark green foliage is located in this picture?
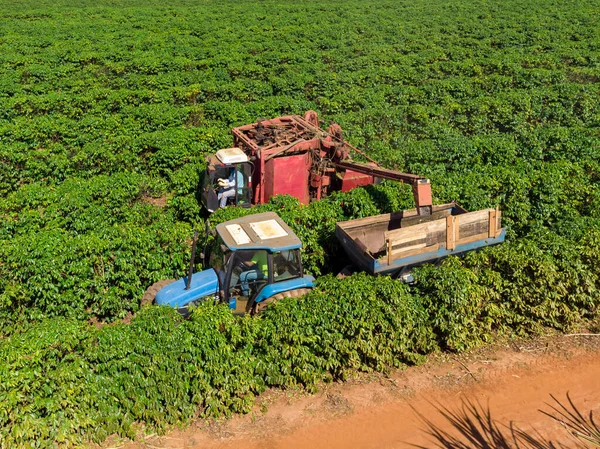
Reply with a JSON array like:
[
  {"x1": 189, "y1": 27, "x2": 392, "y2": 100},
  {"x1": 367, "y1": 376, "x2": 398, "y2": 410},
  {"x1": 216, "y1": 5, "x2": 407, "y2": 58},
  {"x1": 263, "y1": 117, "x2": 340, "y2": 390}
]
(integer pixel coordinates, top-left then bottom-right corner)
[
  {"x1": 0, "y1": 212, "x2": 193, "y2": 329},
  {"x1": 413, "y1": 257, "x2": 503, "y2": 351},
  {"x1": 414, "y1": 226, "x2": 600, "y2": 350},
  {"x1": 0, "y1": 278, "x2": 434, "y2": 447},
  {"x1": 256, "y1": 274, "x2": 435, "y2": 387},
  {"x1": 1, "y1": 0, "x2": 600, "y2": 445},
  {"x1": 1, "y1": 0, "x2": 600, "y2": 324},
  {"x1": 0, "y1": 318, "x2": 97, "y2": 446},
  {"x1": 476, "y1": 229, "x2": 600, "y2": 332}
]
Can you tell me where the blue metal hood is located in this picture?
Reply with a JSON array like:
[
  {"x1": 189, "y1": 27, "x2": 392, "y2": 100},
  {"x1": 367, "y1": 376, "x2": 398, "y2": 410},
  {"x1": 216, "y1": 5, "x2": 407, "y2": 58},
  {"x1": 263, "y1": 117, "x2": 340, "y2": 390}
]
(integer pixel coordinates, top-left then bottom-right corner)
[{"x1": 155, "y1": 269, "x2": 219, "y2": 308}]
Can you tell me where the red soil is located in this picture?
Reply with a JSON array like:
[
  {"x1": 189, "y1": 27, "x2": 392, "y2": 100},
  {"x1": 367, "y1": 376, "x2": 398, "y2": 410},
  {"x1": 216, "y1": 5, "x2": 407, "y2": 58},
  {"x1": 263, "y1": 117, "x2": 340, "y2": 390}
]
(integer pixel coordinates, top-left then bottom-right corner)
[{"x1": 116, "y1": 335, "x2": 600, "y2": 449}]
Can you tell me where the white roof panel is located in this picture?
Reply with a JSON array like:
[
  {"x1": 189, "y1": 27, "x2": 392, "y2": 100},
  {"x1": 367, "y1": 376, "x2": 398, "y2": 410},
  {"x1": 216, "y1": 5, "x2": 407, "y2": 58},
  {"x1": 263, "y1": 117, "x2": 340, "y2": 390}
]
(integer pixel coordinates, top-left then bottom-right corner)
[
  {"x1": 225, "y1": 224, "x2": 251, "y2": 245},
  {"x1": 215, "y1": 147, "x2": 249, "y2": 164},
  {"x1": 249, "y1": 219, "x2": 288, "y2": 240}
]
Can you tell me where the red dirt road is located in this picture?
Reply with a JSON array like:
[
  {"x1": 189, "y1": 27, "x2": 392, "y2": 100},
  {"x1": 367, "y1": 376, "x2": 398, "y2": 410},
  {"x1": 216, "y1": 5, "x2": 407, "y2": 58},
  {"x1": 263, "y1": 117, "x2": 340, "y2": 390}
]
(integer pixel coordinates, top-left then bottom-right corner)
[{"x1": 119, "y1": 336, "x2": 600, "y2": 449}]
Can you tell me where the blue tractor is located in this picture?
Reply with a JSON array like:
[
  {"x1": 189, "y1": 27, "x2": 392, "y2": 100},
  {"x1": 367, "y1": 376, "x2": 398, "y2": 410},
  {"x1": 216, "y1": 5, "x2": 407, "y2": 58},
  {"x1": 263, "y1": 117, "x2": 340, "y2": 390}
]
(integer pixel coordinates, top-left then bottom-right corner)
[{"x1": 142, "y1": 212, "x2": 314, "y2": 315}]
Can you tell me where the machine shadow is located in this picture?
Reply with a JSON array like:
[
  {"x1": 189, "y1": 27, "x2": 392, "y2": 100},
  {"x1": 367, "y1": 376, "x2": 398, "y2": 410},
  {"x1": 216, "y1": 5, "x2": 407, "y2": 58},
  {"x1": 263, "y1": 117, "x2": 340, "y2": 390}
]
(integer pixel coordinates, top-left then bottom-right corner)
[{"x1": 410, "y1": 397, "x2": 592, "y2": 449}]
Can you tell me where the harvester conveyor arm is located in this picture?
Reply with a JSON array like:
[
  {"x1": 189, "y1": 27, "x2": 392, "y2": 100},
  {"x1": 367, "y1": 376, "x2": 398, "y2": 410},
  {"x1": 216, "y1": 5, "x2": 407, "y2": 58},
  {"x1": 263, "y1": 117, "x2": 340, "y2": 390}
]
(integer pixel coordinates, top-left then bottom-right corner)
[
  {"x1": 333, "y1": 160, "x2": 425, "y2": 183},
  {"x1": 332, "y1": 160, "x2": 433, "y2": 216}
]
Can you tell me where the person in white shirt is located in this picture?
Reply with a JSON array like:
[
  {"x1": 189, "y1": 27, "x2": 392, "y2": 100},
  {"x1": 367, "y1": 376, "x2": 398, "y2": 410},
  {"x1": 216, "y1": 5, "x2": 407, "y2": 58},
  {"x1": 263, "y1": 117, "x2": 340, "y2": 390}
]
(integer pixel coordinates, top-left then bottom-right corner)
[{"x1": 217, "y1": 168, "x2": 244, "y2": 208}]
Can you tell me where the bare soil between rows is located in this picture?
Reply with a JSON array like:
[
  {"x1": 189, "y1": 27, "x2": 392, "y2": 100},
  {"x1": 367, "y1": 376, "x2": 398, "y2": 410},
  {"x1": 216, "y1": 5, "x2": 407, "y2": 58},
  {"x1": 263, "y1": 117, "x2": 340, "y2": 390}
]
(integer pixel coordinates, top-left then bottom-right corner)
[{"x1": 111, "y1": 333, "x2": 600, "y2": 449}]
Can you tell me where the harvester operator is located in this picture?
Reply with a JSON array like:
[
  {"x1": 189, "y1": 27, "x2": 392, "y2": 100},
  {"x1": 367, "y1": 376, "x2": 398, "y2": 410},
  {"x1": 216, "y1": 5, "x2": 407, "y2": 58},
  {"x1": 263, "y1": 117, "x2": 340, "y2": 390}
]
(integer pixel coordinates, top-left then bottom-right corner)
[{"x1": 217, "y1": 167, "x2": 244, "y2": 208}]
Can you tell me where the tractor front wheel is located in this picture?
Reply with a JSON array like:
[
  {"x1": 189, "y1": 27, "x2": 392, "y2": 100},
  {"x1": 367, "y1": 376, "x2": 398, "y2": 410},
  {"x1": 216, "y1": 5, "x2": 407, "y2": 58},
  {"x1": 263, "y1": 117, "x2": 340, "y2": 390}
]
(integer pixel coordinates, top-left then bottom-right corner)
[
  {"x1": 252, "y1": 288, "x2": 311, "y2": 314},
  {"x1": 141, "y1": 279, "x2": 175, "y2": 307}
]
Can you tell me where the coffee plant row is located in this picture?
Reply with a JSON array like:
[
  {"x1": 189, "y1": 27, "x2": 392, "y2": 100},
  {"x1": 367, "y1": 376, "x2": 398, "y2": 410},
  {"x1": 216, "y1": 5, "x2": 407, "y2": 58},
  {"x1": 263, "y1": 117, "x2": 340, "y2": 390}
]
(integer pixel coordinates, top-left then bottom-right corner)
[
  {"x1": 3, "y1": 235, "x2": 600, "y2": 447},
  {"x1": 1, "y1": 0, "x2": 599, "y2": 445}
]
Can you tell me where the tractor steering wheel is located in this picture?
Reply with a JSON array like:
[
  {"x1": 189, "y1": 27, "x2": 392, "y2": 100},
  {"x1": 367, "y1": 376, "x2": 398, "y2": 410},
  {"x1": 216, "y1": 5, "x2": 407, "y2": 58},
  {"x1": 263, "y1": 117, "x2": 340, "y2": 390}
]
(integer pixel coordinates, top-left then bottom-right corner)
[{"x1": 238, "y1": 260, "x2": 256, "y2": 272}]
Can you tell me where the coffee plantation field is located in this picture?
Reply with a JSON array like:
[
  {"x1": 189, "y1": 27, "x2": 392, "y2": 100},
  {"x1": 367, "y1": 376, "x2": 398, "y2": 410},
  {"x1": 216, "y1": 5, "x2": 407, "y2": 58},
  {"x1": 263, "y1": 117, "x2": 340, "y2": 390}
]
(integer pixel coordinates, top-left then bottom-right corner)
[{"x1": 0, "y1": 0, "x2": 599, "y2": 446}]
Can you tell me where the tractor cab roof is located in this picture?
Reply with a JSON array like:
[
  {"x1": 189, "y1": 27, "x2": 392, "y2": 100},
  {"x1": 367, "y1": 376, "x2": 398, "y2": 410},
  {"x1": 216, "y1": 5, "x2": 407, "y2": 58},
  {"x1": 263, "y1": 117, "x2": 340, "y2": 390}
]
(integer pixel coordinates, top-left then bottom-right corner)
[{"x1": 216, "y1": 212, "x2": 301, "y2": 252}]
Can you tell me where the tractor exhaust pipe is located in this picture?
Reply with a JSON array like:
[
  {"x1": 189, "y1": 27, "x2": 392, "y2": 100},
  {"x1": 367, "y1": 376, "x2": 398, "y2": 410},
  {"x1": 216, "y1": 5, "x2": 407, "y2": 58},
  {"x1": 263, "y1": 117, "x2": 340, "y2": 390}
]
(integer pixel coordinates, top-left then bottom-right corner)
[{"x1": 185, "y1": 231, "x2": 199, "y2": 290}]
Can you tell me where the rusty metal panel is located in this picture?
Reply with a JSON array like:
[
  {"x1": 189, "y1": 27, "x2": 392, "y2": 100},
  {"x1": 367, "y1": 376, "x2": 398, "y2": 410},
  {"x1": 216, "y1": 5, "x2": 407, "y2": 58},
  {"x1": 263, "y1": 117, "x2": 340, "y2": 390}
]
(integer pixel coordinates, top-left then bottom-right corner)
[
  {"x1": 264, "y1": 153, "x2": 311, "y2": 205},
  {"x1": 340, "y1": 168, "x2": 373, "y2": 191}
]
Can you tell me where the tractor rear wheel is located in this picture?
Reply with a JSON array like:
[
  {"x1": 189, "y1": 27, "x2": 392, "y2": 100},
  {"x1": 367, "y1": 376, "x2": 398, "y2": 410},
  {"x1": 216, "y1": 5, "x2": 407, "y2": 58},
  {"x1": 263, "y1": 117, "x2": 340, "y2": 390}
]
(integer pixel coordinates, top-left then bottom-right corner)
[
  {"x1": 252, "y1": 288, "x2": 311, "y2": 314},
  {"x1": 141, "y1": 279, "x2": 175, "y2": 307}
]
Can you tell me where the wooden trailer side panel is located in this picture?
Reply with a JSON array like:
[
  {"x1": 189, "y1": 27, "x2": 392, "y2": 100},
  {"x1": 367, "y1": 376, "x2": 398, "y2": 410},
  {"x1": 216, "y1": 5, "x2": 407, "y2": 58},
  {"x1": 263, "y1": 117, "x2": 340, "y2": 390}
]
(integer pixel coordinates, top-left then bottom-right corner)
[{"x1": 384, "y1": 206, "x2": 503, "y2": 265}]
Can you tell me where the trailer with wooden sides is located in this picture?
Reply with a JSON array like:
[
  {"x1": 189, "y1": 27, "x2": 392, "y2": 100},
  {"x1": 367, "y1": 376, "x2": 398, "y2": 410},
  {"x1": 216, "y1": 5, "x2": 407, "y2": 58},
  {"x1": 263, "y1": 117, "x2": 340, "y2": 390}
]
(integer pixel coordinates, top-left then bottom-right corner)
[{"x1": 335, "y1": 202, "x2": 505, "y2": 278}]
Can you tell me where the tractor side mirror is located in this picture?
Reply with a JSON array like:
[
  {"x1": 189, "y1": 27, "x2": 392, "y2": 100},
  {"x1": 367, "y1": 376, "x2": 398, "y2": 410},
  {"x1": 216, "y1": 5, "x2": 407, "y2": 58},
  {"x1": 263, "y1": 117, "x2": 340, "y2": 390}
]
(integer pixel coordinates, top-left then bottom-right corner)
[{"x1": 185, "y1": 231, "x2": 199, "y2": 291}]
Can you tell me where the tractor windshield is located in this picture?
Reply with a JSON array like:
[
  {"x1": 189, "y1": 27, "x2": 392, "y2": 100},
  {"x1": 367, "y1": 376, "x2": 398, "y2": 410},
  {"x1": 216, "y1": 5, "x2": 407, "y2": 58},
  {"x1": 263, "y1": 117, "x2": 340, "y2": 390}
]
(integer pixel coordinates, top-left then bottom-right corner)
[
  {"x1": 226, "y1": 249, "x2": 269, "y2": 313},
  {"x1": 273, "y1": 249, "x2": 302, "y2": 282}
]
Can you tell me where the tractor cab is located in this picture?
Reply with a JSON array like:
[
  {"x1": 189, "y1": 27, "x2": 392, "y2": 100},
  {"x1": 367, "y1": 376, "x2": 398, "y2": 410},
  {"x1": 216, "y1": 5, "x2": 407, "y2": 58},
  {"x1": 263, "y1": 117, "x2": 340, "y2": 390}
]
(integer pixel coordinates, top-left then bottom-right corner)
[
  {"x1": 201, "y1": 147, "x2": 253, "y2": 213},
  {"x1": 154, "y1": 212, "x2": 314, "y2": 315}
]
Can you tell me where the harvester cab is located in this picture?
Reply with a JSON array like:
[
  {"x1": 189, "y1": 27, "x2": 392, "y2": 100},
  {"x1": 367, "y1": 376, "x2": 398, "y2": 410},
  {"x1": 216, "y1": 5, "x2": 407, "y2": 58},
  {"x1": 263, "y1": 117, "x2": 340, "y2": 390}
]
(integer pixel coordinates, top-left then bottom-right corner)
[
  {"x1": 200, "y1": 147, "x2": 253, "y2": 212},
  {"x1": 147, "y1": 212, "x2": 314, "y2": 315}
]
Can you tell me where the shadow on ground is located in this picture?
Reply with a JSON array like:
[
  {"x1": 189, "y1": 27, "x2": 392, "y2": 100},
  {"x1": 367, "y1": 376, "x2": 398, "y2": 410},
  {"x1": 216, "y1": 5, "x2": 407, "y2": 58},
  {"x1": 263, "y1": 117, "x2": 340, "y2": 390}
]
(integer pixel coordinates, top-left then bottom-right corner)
[{"x1": 412, "y1": 393, "x2": 600, "y2": 449}]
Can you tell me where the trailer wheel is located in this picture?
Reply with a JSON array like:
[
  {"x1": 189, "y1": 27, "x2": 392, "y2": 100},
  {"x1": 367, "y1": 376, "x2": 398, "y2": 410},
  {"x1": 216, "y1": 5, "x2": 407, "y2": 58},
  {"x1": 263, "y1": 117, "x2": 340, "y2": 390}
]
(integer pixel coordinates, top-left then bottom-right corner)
[
  {"x1": 253, "y1": 288, "x2": 311, "y2": 314},
  {"x1": 141, "y1": 279, "x2": 175, "y2": 307},
  {"x1": 336, "y1": 265, "x2": 355, "y2": 279}
]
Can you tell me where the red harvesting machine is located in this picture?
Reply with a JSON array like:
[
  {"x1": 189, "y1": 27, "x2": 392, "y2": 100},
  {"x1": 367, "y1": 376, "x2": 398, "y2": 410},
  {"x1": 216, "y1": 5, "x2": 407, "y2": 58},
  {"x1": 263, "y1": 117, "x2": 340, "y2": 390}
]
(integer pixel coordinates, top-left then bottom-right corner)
[{"x1": 200, "y1": 111, "x2": 433, "y2": 216}]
